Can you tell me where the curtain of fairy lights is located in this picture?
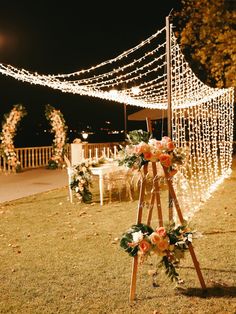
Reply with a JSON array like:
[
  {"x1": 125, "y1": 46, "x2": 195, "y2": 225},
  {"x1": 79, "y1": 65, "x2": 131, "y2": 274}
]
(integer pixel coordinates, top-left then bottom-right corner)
[
  {"x1": 0, "y1": 24, "x2": 234, "y2": 218},
  {"x1": 171, "y1": 34, "x2": 234, "y2": 219}
]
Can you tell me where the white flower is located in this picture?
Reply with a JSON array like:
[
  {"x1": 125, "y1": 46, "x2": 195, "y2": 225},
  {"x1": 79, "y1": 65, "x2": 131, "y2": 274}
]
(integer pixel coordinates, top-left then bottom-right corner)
[{"x1": 132, "y1": 231, "x2": 143, "y2": 243}]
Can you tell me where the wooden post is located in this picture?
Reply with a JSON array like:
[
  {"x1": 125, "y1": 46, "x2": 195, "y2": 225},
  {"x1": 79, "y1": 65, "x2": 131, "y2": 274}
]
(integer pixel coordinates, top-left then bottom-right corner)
[
  {"x1": 166, "y1": 15, "x2": 174, "y2": 222},
  {"x1": 124, "y1": 104, "x2": 127, "y2": 136}
]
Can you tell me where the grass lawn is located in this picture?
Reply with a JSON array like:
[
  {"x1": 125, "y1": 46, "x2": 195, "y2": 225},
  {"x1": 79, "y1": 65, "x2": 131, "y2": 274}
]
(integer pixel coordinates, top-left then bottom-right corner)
[{"x1": 0, "y1": 165, "x2": 236, "y2": 314}]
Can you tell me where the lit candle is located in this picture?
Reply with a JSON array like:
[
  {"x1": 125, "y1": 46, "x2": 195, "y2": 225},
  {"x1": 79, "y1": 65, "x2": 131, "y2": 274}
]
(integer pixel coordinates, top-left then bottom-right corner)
[
  {"x1": 95, "y1": 148, "x2": 98, "y2": 160},
  {"x1": 89, "y1": 149, "x2": 92, "y2": 160},
  {"x1": 114, "y1": 146, "x2": 117, "y2": 159},
  {"x1": 107, "y1": 147, "x2": 110, "y2": 158}
]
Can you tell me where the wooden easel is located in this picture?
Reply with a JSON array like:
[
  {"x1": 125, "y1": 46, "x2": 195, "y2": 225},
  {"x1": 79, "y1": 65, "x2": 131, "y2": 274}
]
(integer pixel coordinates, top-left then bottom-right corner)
[{"x1": 129, "y1": 120, "x2": 206, "y2": 303}]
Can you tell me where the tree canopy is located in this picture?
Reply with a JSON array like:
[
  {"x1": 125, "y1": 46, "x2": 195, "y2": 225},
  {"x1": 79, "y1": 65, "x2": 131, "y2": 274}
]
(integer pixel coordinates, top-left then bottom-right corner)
[{"x1": 174, "y1": 0, "x2": 236, "y2": 88}]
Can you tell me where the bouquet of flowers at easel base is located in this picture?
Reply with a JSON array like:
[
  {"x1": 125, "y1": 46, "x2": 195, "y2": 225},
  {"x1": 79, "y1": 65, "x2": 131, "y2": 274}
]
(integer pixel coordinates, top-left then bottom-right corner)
[{"x1": 120, "y1": 221, "x2": 194, "y2": 282}]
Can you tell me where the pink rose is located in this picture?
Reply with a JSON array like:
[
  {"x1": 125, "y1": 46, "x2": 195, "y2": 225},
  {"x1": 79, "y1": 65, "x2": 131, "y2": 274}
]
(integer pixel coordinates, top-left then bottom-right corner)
[
  {"x1": 139, "y1": 240, "x2": 151, "y2": 253},
  {"x1": 159, "y1": 153, "x2": 172, "y2": 168},
  {"x1": 161, "y1": 136, "x2": 172, "y2": 143},
  {"x1": 156, "y1": 227, "x2": 167, "y2": 237}
]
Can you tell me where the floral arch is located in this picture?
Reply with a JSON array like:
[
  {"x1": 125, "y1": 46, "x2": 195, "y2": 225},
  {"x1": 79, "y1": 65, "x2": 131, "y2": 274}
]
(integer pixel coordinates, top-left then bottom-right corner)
[
  {"x1": 45, "y1": 104, "x2": 68, "y2": 169},
  {"x1": 0, "y1": 104, "x2": 27, "y2": 172}
]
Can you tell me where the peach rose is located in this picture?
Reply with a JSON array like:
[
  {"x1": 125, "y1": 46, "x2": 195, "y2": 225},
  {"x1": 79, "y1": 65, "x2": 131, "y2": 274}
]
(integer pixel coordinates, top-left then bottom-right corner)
[
  {"x1": 156, "y1": 238, "x2": 169, "y2": 251},
  {"x1": 135, "y1": 142, "x2": 150, "y2": 155},
  {"x1": 139, "y1": 239, "x2": 151, "y2": 253},
  {"x1": 143, "y1": 151, "x2": 153, "y2": 161},
  {"x1": 169, "y1": 169, "x2": 177, "y2": 177},
  {"x1": 166, "y1": 141, "x2": 175, "y2": 151},
  {"x1": 159, "y1": 153, "x2": 172, "y2": 168},
  {"x1": 155, "y1": 141, "x2": 164, "y2": 151},
  {"x1": 152, "y1": 151, "x2": 161, "y2": 160},
  {"x1": 149, "y1": 232, "x2": 161, "y2": 245}
]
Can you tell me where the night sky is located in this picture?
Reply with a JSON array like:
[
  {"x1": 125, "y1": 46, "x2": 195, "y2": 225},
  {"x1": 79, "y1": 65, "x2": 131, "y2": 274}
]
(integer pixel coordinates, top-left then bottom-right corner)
[{"x1": 0, "y1": 1, "x2": 179, "y2": 146}]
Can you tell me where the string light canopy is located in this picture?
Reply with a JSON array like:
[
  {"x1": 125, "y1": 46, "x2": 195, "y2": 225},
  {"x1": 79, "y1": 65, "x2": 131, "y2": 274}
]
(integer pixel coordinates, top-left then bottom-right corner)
[
  {"x1": 0, "y1": 25, "x2": 232, "y2": 110},
  {"x1": 0, "y1": 23, "x2": 234, "y2": 217}
]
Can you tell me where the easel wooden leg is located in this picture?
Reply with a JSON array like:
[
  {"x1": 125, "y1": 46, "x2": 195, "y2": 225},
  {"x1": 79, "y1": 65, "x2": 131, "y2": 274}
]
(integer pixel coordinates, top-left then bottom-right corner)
[
  {"x1": 129, "y1": 164, "x2": 148, "y2": 303},
  {"x1": 129, "y1": 255, "x2": 139, "y2": 302},
  {"x1": 163, "y1": 167, "x2": 206, "y2": 289},
  {"x1": 146, "y1": 192, "x2": 155, "y2": 226},
  {"x1": 147, "y1": 162, "x2": 163, "y2": 227},
  {"x1": 168, "y1": 192, "x2": 173, "y2": 222}
]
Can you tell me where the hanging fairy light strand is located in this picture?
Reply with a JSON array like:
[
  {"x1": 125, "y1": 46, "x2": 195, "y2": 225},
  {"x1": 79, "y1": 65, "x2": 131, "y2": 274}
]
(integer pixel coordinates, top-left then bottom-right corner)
[{"x1": 170, "y1": 30, "x2": 234, "y2": 219}]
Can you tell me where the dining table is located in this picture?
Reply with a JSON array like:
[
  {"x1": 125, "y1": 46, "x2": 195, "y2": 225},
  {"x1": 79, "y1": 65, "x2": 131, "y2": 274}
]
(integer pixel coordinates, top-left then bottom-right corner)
[{"x1": 90, "y1": 162, "x2": 122, "y2": 206}]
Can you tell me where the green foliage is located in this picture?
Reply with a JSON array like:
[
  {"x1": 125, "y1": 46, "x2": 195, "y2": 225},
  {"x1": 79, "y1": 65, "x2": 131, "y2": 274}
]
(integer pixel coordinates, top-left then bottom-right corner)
[
  {"x1": 46, "y1": 159, "x2": 59, "y2": 170},
  {"x1": 174, "y1": 0, "x2": 236, "y2": 88},
  {"x1": 160, "y1": 255, "x2": 179, "y2": 282},
  {"x1": 118, "y1": 150, "x2": 148, "y2": 170},
  {"x1": 126, "y1": 129, "x2": 151, "y2": 145},
  {"x1": 120, "y1": 224, "x2": 154, "y2": 257}
]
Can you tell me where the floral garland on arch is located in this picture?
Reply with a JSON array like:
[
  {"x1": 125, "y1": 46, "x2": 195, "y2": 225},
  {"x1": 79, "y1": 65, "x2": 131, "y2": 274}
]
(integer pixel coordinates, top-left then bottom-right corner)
[
  {"x1": 117, "y1": 130, "x2": 185, "y2": 174},
  {"x1": 120, "y1": 222, "x2": 194, "y2": 282},
  {"x1": 0, "y1": 104, "x2": 27, "y2": 172},
  {"x1": 45, "y1": 104, "x2": 68, "y2": 169}
]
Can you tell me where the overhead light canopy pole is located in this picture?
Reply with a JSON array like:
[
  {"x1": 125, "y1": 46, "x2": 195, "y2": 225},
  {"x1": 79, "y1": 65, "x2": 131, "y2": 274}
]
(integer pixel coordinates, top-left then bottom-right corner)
[
  {"x1": 166, "y1": 14, "x2": 173, "y2": 222},
  {"x1": 166, "y1": 15, "x2": 172, "y2": 139}
]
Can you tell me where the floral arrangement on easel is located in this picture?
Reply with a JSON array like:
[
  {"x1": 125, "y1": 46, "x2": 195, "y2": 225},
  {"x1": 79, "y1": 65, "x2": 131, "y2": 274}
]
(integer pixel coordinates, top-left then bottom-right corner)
[
  {"x1": 119, "y1": 130, "x2": 190, "y2": 282},
  {"x1": 70, "y1": 160, "x2": 93, "y2": 203},
  {"x1": 120, "y1": 222, "x2": 193, "y2": 281},
  {"x1": 118, "y1": 130, "x2": 206, "y2": 300},
  {"x1": 45, "y1": 104, "x2": 68, "y2": 169},
  {"x1": 117, "y1": 129, "x2": 185, "y2": 173},
  {"x1": 0, "y1": 104, "x2": 27, "y2": 172}
]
